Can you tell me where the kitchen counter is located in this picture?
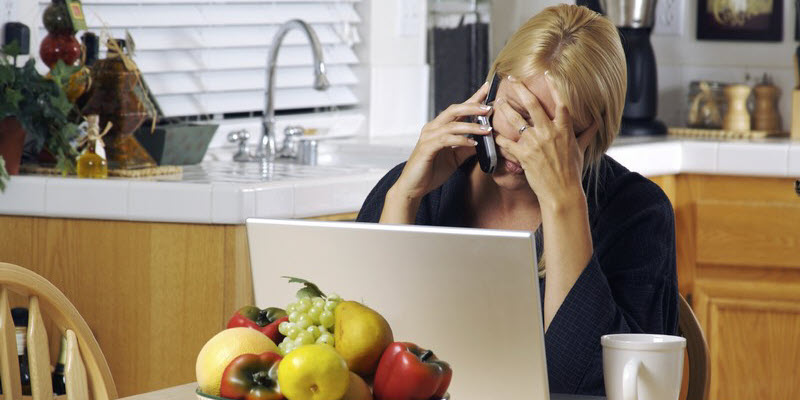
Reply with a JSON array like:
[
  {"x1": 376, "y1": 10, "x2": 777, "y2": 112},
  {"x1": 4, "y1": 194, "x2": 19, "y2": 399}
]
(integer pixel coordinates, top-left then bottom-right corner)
[{"x1": 0, "y1": 137, "x2": 798, "y2": 223}]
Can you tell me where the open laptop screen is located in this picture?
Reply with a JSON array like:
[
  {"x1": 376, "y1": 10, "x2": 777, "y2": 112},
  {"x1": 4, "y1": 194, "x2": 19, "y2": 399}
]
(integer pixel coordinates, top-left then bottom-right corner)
[{"x1": 246, "y1": 219, "x2": 548, "y2": 400}]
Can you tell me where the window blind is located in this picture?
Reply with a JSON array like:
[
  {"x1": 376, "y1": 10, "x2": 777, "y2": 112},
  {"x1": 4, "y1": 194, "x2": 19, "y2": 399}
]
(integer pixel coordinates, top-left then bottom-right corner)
[{"x1": 36, "y1": 0, "x2": 362, "y2": 118}]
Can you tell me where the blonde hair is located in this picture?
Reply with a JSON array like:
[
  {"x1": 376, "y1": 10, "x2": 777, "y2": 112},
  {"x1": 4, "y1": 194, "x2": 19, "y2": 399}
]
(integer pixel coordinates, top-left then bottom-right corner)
[
  {"x1": 488, "y1": 4, "x2": 627, "y2": 275},
  {"x1": 488, "y1": 4, "x2": 626, "y2": 172}
]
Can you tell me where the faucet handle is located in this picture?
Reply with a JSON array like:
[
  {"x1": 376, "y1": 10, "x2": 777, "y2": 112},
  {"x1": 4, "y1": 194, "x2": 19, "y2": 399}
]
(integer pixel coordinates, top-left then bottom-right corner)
[
  {"x1": 228, "y1": 129, "x2": 250, "y2": 143},
  {"x1": 277, "y1": 126, "x2": 305, "y2": 159},
  {"x1": 284, "y1": 126, "x2": 305, "y2": 138},
  {"x1": 228, "y1": 129, "x2": 252, "y2": 162}
]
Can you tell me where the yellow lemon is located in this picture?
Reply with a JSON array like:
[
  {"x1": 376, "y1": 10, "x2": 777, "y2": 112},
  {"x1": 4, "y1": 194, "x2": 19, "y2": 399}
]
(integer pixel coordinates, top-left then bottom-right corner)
[
  {"x1": 278, "y1": 344, "x2": 350, "y2": 400},
  {"x1": 195, "y1": 327, "x2": 278, "y2": 396}
]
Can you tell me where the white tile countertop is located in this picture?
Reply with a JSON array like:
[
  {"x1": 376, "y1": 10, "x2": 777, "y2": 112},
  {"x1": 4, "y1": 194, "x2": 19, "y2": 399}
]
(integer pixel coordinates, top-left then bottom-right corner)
[{"x1": 1, "y1": 137, "x2": 799, "y2": 224}]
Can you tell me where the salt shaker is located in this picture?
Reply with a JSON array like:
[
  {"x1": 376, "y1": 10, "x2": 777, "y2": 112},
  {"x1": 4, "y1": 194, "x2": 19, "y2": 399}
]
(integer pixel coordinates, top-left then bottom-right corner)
[{"x1": 723, "y1": 84, "x2": 752, "y2": 132}]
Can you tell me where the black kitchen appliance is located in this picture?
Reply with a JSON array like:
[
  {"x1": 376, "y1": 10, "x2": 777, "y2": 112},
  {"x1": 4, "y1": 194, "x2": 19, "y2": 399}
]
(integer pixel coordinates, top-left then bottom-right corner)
[{"x1": 578, "y1": 0, "x2": 666, "y2": 136}]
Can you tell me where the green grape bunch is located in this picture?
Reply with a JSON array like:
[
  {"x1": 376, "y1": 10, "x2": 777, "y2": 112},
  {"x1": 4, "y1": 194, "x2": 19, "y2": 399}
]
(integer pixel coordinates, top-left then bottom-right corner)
[{"x1": 276, "y1": 277, "x2": 342, "y2": 356}]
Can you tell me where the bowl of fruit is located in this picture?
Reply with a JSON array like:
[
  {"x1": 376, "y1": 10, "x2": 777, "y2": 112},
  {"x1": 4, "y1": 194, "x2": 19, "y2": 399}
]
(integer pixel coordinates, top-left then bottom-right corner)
[{"x1": 195, "y1": 277, "x2": 452, "y2": 400}]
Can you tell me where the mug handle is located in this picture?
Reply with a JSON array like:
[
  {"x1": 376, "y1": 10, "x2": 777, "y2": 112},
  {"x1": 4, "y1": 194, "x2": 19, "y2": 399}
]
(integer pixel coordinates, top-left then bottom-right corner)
[{"x1": 622, "y1": 358, "x2": 641, "y2": 400}]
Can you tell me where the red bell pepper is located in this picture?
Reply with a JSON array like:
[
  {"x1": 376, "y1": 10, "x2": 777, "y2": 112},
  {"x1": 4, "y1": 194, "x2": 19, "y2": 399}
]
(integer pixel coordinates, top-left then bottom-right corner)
[
  {"x1": 373, "y1": 342, "x2": 452, "y2": 400},
  {"x1": 220, "y1": 352, "x2": 284, "y2": 400},
  {"x1": 227, "y1": 306, "x2": 288, "y2": 344}
]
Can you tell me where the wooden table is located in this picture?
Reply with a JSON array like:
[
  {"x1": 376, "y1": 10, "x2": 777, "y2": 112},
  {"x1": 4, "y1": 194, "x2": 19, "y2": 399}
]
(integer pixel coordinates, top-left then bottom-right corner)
[{"x1": 119, "y1": 383, "x2": 197, "y2": 400}]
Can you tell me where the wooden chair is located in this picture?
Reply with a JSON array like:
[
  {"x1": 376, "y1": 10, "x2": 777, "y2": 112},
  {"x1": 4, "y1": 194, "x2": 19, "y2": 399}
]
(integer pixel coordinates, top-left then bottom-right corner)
[
  {"x1": 678, "y1": 294, "x2": 710, "y2": 400},
  {"x1": 0, "y1": 262, "x2": 117, "y2": 400}
]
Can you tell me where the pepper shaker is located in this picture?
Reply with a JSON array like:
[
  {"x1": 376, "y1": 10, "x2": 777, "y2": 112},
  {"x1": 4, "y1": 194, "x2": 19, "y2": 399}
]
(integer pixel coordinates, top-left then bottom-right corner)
[{"x1": 752, "y1": 83, "x2": 780, "y2": 131}]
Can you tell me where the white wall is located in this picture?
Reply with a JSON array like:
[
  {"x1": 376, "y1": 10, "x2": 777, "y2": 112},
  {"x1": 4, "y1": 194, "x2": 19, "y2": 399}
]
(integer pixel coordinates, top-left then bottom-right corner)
[
  {"x1": 357, "y1": 0, "x2": 429, "y2": 138},
  {"x1": 491, "y1": 0, "x2": 796, "y2": 131}
]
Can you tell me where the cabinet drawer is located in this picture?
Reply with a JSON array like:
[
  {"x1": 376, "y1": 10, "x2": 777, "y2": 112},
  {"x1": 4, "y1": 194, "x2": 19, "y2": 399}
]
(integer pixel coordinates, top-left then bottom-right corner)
[
  {"x1": 694, "y1": 278, "x2": 800, "y2": 400},
  {"x1": 696, "y1": 202, "x2": 800, "y2": 269}
]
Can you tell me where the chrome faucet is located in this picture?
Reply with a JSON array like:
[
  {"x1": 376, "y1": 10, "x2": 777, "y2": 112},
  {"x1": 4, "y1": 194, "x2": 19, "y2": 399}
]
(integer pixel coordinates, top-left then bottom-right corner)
[{"x1": 254, "y1": 19, "x2": 330, "y2": 161}]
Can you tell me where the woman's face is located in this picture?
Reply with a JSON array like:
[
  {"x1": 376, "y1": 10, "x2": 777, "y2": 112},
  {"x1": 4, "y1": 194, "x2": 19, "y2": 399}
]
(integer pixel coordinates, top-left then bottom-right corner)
[{"x1": 488, "y1": 74, "x2": 557, "y2": 191}]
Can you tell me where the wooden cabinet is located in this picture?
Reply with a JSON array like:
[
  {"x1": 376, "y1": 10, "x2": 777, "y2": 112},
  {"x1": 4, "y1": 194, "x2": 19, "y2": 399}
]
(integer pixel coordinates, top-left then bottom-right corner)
[
  {"x1": 650, "y1": 174, "x2": 800, "y2": 400},
  {"x1": 0, "y1": 212, "x2": 356, "y2": 396},
  {"x1": 0, "y1": 217, "x2": 254, "y2": 397}
]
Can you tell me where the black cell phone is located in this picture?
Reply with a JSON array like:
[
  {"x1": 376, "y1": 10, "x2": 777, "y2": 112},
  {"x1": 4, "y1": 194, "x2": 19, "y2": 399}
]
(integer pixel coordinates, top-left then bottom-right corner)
[{"x1": 472, "y1": 73, "x2": 501, "y2": 174}]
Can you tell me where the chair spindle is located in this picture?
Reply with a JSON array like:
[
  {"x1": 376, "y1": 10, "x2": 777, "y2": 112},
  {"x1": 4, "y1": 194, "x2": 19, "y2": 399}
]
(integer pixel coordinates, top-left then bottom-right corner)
[
  {"x1": 64, "y1": 330, "x2": 89, "y2": 400},
  {"x1": 27, "y1": 296, "x2": 53, "y2": 400},
  {"x1": 0, "y1": 288, "x2": 22, "y2": 400}
]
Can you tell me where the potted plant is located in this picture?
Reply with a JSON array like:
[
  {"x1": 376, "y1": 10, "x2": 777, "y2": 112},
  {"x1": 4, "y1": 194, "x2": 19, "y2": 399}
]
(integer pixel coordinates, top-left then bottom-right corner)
[{"x1": 0, "y1": 41, "x2": 79, "y2": 191}]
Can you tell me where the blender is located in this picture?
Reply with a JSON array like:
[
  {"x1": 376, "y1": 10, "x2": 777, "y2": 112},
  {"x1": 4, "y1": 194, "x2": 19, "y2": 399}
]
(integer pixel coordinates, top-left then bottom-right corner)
[{"x1": 578, "y1": 0, "x2": 666, "y2": 136}]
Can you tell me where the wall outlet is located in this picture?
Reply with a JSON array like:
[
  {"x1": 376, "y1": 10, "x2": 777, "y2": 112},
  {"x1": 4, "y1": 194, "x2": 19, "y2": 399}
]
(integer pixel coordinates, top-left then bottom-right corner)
[
  {"x1": 396, "y1": 0, "x2": 422, "y2": 38},
  {"x1": 653, "y1": 0, "x2": 684, "y2": 36}
]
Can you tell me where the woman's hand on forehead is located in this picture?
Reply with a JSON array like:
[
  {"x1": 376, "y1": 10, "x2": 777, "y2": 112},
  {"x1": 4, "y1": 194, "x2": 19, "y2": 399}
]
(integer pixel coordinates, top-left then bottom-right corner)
[
  {"x1": 505, "y1": 74, "x2": 557, "y2": 122},
  {"x1": 504, "y1": 74, "x2": 592, "y2": 133}
]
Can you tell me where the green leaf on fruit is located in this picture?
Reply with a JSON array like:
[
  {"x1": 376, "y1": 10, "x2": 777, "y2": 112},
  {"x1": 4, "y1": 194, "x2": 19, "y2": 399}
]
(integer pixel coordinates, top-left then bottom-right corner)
[{"x1": 282, "y1": 276, "x2": 326, "y2": 299}]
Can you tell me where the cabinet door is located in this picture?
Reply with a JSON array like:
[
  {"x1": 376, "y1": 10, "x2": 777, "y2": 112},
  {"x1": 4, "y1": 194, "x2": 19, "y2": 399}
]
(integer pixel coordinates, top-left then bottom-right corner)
[{"x1": 694, "y1": 278, "x2": 800, "y2": 400}]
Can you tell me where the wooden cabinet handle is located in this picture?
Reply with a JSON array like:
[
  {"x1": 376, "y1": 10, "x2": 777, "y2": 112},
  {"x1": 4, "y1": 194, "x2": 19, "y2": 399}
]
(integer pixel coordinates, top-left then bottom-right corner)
[{"x1": 796, "y1": 180, "x2": 800, "y2": 196}]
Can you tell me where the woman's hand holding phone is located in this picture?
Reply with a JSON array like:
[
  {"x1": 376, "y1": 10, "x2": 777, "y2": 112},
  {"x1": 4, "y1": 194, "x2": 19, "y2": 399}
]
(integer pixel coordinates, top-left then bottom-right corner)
[
  {"x1": 380, "y1": 84, "x2": 492, "y2": 224},
  {"x1": 392, "y1": 83, "x2": 493, "y2": 200}
]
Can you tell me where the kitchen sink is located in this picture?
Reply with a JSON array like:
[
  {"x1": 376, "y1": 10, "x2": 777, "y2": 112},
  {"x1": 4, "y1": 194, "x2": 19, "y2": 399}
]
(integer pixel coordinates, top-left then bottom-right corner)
[
  {"x1": 163, "y1": 141, "x2": 411, "y2": 184},
  {"x1": 312, "y1": 141, "x2": 411, "y2": 169},
  {"x1": 173, "y1": 161, "x2": 373, "y2": 184}
]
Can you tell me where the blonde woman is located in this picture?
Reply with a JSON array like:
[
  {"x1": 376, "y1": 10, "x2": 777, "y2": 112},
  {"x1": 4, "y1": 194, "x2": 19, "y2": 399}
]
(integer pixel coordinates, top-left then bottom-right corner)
[{"x1": 357, "y1": 4, "x2": 678, "y2": 396}]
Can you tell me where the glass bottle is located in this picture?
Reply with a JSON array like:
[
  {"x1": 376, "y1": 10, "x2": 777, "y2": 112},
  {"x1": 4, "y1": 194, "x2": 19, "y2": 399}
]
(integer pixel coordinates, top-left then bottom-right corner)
[
  {"x1": 11, "y1": 307, "x2": 31, "y2": 396},
  {"x1": 66, "y1": 32, "x2": 98, "y2": 104},
  {"x1": 687, "y1": 81, "x2": 727, "y2": 128},
  {"x1": 81, "y1": 39, "x2": 155, "y2": 169},
  {"x1": 52, "y1": 335, "x2": 67, "y2": 395},
  {"x1": 74, "y1": 32, "x2": 99, "y2": 109},
  {"x1": 77, "y1": 115, "x2": 109, "y2": 178}
]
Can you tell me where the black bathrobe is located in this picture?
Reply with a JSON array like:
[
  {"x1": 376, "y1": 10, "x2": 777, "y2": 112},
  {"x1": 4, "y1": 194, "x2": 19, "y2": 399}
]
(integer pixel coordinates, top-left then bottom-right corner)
[{"x1": 355, "y1": 154, "x2": 679, "y2": 396}]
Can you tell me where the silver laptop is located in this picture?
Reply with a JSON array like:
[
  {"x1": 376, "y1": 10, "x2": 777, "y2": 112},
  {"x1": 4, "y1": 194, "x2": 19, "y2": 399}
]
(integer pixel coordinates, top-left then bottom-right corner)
[{"x1": 246, "y1": 218, "x2": 549, "y2": 400}]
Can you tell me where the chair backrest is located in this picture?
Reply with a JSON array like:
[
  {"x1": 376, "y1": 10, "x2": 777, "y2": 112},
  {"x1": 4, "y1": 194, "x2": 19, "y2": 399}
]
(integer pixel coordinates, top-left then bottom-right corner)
[
  {"x1": 678, "y1": 294, "x2": 710, "y2": 400},
  {"x1": 0, "y1": 262, "x2": 117, "y2": 400}
]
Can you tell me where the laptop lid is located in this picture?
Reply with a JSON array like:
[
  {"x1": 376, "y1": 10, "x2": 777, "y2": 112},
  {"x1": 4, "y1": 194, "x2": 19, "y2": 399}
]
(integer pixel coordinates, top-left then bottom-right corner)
[{"x1": 246, "y1": 219, "x2": 549, "y2": 400}]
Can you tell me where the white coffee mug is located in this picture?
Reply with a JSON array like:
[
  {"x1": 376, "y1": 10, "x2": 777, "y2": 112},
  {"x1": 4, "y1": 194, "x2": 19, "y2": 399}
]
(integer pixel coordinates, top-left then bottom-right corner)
[{"x1": 601, "y1": 334, "x2": 686, "y2": 400}]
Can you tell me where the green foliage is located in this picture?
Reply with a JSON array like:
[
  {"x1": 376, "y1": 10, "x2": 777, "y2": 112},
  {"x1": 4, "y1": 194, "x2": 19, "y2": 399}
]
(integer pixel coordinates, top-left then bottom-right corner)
[
  {"x1": 0, "y1": 41, "x2": 79, "y2": 185},
  {"x1": 49, "y1": 59, "x2": 81, "y2": 92}
]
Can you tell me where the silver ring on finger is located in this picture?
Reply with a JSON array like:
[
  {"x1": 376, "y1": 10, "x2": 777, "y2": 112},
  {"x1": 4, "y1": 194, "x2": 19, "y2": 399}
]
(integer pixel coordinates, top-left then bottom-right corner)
[{"x1": 519, "y1": 124, "x2": 529, "y2": 135}]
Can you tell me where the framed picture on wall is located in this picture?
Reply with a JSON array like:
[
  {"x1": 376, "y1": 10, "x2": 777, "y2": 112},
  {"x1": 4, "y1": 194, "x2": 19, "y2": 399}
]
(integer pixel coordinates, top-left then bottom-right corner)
[{"x1": 697, "y1": 0, "x2": 783, "y2": 41}]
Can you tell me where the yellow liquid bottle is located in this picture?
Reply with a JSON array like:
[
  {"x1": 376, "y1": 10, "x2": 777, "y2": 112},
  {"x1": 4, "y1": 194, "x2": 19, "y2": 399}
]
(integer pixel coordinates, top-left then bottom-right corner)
[
  {"x1": 77, "y1": 115, "x2": 109, "y2": 178},
  {"x1": 77, "y1": 147, "x2": 108, "y2": 178}
]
